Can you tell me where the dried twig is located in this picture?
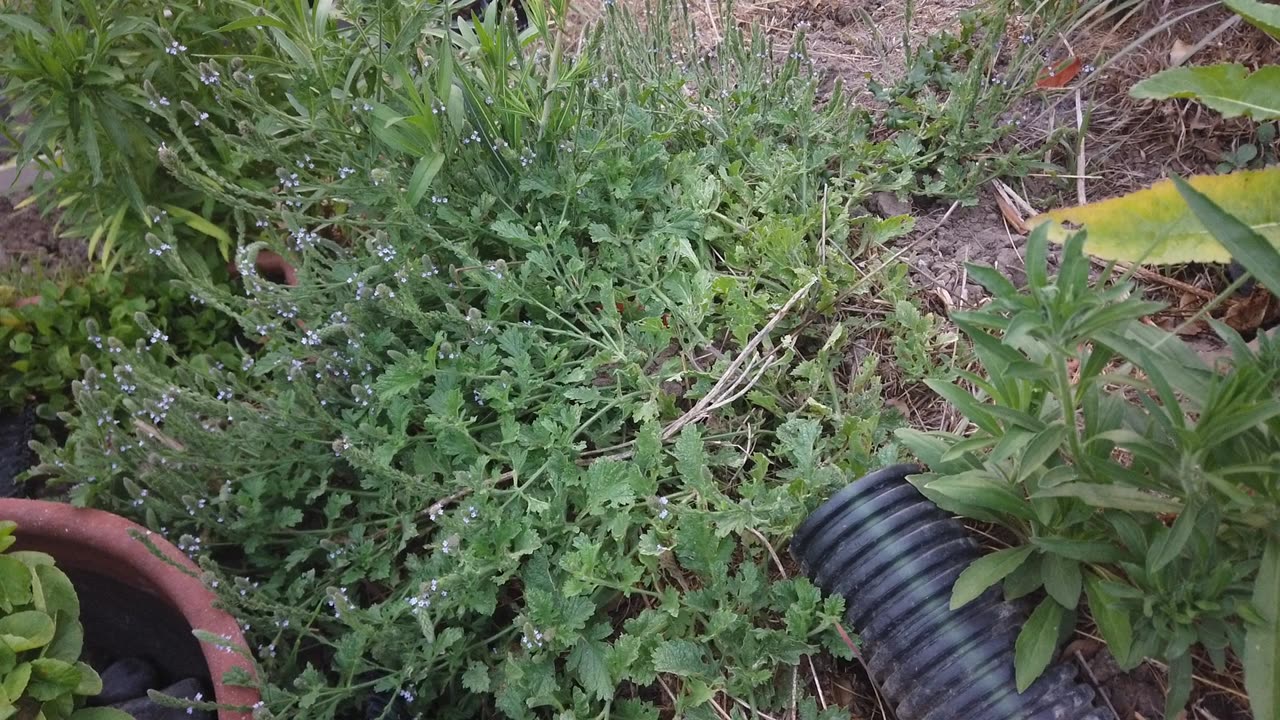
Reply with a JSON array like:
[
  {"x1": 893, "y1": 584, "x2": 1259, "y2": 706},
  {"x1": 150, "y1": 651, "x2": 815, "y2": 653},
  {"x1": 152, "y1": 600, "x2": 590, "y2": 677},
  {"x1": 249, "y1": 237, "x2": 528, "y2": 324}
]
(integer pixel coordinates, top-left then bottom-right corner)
[
  {"x1": 662, "y1": 277, "x2": 817, "y2": 440},
  {"x1": 1075, "y1": 650, "x2": 1122, "y2": 720}
]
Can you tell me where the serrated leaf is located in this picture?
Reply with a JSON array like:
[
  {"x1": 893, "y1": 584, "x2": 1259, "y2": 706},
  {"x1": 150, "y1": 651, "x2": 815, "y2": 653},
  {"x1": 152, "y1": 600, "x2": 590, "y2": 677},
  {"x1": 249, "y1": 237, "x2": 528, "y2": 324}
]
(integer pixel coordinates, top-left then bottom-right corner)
[
  {"x1": 951, "y1": 545, "x2": 1035, "y2": 609},
  {"x1": 652, "y1": 639, "x2": 714, "y2": 680},
  {"x1": 1014, "y1": 597, "x2": 1065, "y2": 692},
  {"x1": 461, "y1": 662, "x2": 490, "y2": 693},
  {"x1": 568, "y1": 638, "x2": 612, "y2": 700},
  {"x1": 1028, "y1": 167, "x2": 1280, "y2": 264}
]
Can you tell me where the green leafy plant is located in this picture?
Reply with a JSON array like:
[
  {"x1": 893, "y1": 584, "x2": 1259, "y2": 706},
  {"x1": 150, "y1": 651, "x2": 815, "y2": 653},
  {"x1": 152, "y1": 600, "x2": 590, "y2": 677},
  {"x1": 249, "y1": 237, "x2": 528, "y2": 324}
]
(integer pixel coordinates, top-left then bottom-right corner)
[
  {"x1": 0, "y1": 269, "x2": 237, "y2": 417},
  {"x1": 0, "y1": 0, "x2": 308, "y2": 271},
  {"x1": 0, "y1": 521, "x2": 132, "y2": 720},
  {"x1": 898, "y1": 221, "x2": 1280, "y2": 717},
  {"x1": 24, "y1": 1, "x2": 944, "y2": 718}
]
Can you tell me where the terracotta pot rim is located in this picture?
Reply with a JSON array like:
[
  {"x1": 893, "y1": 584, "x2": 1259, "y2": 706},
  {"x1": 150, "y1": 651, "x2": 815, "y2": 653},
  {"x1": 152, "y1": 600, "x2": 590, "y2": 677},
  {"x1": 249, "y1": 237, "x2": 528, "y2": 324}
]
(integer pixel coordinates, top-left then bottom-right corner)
[{"x1": 0, "y1": 498, "x2": 259, "y2": 720}]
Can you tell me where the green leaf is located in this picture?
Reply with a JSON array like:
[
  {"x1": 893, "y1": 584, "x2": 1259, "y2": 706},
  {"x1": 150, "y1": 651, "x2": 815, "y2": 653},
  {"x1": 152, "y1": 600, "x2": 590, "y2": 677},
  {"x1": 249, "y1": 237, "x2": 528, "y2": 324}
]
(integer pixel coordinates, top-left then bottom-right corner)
[
  {"x1": 461, "y1": 662, "x2": 490, "y2": 694},
  {"x1": 1029, "y1": 167, "x2": 1280, "y2": 264},
  {"x1": 1084, "y1": 572, "x2": 1134, "y2": 668},
  {"x1": 1132, "y1": 64, "x2": 1280, "y2": 120},
  {"x1": 1014, "y1": 597, "x2": 1065, "y2": 692},
  {"x1": 73, "y1": 662, "x2": 101, "y2": 696},
  {"x1": 163, "y1": 205, "x2": 232, "y2": 247},
  {"x1": 924, "y1": 379, "x2": 1000, "y2": 435},
  {"x1": 407, "y1": 155, "x2": 445, "y2": 207},
  {"x1": 923, "y1": 471, "x2": 1035, "y2": 522},
  {"x1": 1165, "y1": 652, "x2": 1194, "y2": 717},
  {"x1": 217, "y1": 15, "x2": 292, "y2": 32},
  {"x1": 26, "y1": 658, "x2": 81, "y2": 701},
  {"x1": 0, "y1": 610, "x2": 55, "y2": 652},
  {"x1": 0, "y1": 556, "x2": 32, "y2": 611},
  {"x1": 3, "y1": 661, "x2": 30, "y2": 701},
  {"x1": 1017, "y1": 425, "x2": 1065, "y2": 482},
  {"x1": 1244, "y1": 538, "x2": 1280, "y2": 720},
  {"x1": 1226, "y1": 0, "x2": 1280, "y2": 37},
  {"x1": 34, "y1": 566, "x2": 78, "y2": 621},
  {"x1": 1030, "y1": 537, "x2": 1123, "y2": 563},
  {"x1": 568, "y1": 638, "x2": 612, "y2": 701},
  {"x1": 1041, "y1": 554, "x2": 1081, "y2": 610},
  {"x1": 950, "y1": 546, "x2": 1035, "y2": 609},
  {"x1": 652, "y1": 639, "x2": 714, "y2": 680},
  {"x1": 1033, "y1": 483, "x2": 1182, "y2": 514},
  {"x1": 1172, "y1": 174, "x2": 1280, "y2": 297},
  {"x1": 1146, "y1": 503, "x2": 1199, "y2": 574}
]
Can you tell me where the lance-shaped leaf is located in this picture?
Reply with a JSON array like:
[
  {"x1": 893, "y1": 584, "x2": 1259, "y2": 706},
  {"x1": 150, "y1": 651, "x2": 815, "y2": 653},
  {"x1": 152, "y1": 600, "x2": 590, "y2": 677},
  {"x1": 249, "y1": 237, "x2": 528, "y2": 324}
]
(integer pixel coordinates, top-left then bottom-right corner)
[{"x1": 1131, "y1": 64, "x2": 1280, "y2": 120}]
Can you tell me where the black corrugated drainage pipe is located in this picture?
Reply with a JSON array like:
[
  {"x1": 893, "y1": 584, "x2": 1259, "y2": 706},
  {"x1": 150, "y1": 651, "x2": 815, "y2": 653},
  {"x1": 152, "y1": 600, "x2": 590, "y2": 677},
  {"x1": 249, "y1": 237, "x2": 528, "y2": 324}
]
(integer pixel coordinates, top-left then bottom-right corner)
[{"x1": 790, "y1": 464, "x2": 1111, "y2": 720}]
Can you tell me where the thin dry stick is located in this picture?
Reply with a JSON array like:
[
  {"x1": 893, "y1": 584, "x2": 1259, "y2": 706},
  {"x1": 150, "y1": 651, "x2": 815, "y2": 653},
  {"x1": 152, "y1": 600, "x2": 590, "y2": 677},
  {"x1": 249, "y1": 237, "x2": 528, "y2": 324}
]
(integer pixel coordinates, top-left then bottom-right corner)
[
  {"x1": 1074, "y1": 87, "x2": 1087, "y2": 205},
  {"x1": 748, "y1": 526, "x2": 829, "y2": 712},
  {"x1": 1075, "y1": 631, "x2": 1251, "y2": 702},
  {"x1": 1171, "y1": 15, "x2": 1242, "y2": 67},
  {"x1": 730, "y1": 696, "x2": 781, "y2": 720},
  {"x1": 663, "y1": 277, "x2": 818, "y2": 440},
  {"x1": 1089, "y1": 258, "x2": 1217, "y2": 300},
  {"x1": 1074, "y1": 650, "x2": 1122, "y2": 720}
]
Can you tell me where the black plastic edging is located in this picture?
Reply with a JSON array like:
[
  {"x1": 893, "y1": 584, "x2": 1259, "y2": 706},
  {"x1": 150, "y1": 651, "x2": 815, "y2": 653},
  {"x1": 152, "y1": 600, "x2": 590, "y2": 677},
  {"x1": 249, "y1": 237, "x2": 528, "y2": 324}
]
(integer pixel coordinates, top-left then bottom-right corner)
[{"x1": 791, "y1": 464, "x2": 1112, "y2": 720}]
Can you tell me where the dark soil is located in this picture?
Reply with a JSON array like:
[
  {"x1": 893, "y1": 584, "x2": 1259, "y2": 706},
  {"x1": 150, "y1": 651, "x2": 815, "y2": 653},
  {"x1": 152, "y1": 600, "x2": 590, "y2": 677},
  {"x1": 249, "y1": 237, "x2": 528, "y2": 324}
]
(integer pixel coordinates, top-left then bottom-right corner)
[{"x1": 0, "y1": 194, "x2": 84, "y2": 287}]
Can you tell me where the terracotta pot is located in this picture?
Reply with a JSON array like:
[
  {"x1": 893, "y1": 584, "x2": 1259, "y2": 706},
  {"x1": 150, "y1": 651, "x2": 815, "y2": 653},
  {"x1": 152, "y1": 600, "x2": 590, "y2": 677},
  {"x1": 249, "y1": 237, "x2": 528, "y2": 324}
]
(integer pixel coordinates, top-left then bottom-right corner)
[{"x1": 0, "y1": 498, "x2": 259, "y2": 720}]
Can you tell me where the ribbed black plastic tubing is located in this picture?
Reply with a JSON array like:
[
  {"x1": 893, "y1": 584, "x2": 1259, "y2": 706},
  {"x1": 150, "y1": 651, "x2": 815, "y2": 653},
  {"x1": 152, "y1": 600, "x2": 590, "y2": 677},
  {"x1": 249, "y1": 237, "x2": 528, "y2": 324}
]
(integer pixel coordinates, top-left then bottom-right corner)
[{"x1": 790, "y1": 464, "x2": 1111, "y2": 720}]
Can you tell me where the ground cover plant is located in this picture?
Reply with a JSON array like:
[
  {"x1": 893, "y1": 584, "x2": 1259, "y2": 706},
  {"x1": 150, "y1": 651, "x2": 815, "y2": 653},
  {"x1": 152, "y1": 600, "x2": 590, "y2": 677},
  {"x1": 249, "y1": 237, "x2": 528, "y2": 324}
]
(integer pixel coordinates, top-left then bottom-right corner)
[
  {"x1": 26, "y1": 0, "x2": 1005, "y2": 716},
  {"x1": 16, "y1": 0, "x2": 1276, "y2": 716}
]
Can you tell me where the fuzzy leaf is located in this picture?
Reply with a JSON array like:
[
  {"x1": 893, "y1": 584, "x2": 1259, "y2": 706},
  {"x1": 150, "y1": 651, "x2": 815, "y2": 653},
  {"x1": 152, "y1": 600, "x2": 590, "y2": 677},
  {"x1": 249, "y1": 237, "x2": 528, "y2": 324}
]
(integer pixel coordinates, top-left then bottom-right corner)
[
  {"x1": 652, "y1": 639, "x2": 714, "y2": 680},
  {"x1": 1028, "y1": 167, "x2": 1280, "y2": 264},
  {"x1": 1014, "y1": 597, "x2": 1065, "y2": 692},
  {"x1": 1132, "y1": 65, "x2": 1280, "y2": 120},
  {"x1": 1084, "y1": 572, "x2": 1135, "y2": 668},
  {"x1": 950, "y1": 545, "x2": 1035, "y2": 609},
  {"x1": 461, "y1": 662, "x2": 490, "y2": 694}
]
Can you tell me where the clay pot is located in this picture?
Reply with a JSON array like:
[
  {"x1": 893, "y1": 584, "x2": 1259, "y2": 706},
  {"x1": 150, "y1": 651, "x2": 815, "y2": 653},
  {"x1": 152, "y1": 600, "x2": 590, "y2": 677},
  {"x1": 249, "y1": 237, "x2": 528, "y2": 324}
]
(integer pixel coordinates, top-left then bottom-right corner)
[{"x1": 0, "y1": 498, "x2": 259, "y2": 720}]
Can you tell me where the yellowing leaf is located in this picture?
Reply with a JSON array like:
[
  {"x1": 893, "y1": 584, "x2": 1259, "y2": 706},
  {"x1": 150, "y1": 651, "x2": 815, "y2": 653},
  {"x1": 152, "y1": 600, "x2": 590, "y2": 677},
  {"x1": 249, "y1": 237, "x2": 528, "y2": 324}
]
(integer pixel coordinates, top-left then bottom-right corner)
[
  {"x1": 1132, "y1": 64, "x2": 1280, "y2": 120},
  {"x1": 1028, "y1": 167, "x2": 1280, "y2": 264}
]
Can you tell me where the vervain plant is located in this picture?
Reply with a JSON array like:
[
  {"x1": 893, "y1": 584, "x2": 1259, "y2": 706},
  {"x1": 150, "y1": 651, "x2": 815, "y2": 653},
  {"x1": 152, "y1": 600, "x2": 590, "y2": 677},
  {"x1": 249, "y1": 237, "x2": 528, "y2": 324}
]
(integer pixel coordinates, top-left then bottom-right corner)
[{"x1": 32, "y1": 2, "x2": 934, "y2": 718}]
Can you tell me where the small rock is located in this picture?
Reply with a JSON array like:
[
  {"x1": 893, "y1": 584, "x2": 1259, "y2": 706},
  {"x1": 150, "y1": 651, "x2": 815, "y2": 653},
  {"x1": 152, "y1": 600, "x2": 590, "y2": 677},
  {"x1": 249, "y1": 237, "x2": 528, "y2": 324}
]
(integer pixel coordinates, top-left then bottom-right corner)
[
  {"x1": 871, "y1": 191, "x2": 911, "y2": 218},
  {"x1": 112, "y1": 678, "x2": 212, "y2": 720},
  {"x1": 94, "y1": 657, "x2": 160, "y2": 705}
]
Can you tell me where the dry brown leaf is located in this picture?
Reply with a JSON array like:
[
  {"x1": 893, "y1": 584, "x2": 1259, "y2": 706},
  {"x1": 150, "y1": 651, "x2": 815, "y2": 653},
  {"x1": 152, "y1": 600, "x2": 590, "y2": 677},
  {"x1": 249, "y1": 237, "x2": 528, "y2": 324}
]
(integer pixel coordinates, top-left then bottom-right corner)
[
  {"x1": 1223, "y1": 288, "x2": 1277, "y2": 333},
  {"x1": 994, "y1": 190, "x2": 1030, "y2": 234},
  {"x1": 1169, "y1": 37, "x2": 1194, "y2": 66}
]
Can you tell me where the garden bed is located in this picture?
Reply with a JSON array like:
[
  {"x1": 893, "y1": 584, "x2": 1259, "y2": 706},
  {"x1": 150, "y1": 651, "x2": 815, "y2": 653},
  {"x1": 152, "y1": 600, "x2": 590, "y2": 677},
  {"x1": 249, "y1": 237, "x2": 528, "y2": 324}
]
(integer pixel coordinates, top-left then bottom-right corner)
[{"x1": 2, "y1": 0, "x2": 1277, "y2": 718}]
